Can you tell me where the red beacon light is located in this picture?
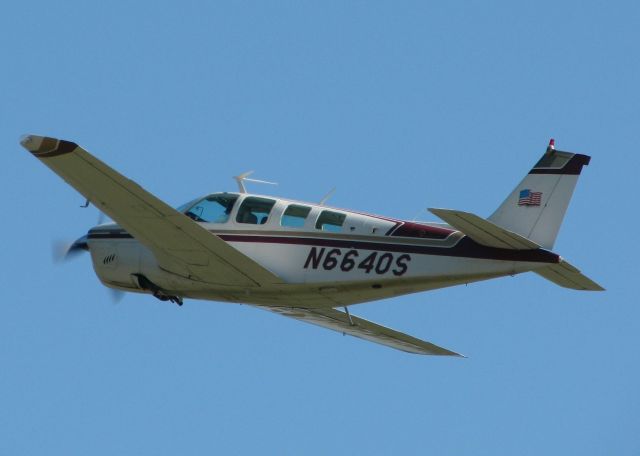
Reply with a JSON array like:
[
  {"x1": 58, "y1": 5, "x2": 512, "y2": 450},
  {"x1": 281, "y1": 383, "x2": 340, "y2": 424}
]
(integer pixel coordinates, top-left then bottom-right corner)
[{"x1": 547, "y1": 138, "x2": 555, "y2": 152}]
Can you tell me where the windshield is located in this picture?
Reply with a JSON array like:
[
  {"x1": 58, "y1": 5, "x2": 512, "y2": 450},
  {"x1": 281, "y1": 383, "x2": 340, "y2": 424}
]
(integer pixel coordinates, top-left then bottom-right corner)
[
  {"x1": 175, "y1": 198, "x2": 200, "y2": 213},
  {"x1": 183, "y1": 194, "x2": 239, "y2": 223}
]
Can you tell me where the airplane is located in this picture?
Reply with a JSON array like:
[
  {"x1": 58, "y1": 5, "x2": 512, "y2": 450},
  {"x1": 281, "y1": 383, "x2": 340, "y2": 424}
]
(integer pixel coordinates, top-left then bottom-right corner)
[{"x1": 20, "y1": 135, "x2": 603, "y2": 357}]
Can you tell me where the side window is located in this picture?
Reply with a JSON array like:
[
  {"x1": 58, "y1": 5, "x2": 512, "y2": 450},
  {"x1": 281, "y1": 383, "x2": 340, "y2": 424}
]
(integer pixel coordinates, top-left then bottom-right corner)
[
  {"x1": 315, "y1": 210, "x2": 346, "y2": 232},
  {"x1": 185, "y1": 194, "x2": 238, "y2": 223},
  {"x1": 281, "y1": 204, "x2": 311, "y2": 228},
  {"x1": 236, "y1": 197, "x2": 276, "y2": 225}
]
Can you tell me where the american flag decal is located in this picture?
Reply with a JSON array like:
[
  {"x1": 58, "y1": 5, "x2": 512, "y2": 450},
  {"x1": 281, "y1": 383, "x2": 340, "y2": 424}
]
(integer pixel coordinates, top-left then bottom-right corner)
[{"x1": 518, "y1": 189, "x2": 542, "y2": 206}]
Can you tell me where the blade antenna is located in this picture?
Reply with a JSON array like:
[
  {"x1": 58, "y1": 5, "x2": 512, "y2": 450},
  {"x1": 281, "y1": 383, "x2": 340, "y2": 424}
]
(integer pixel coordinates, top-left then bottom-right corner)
[{"x1": 319, "y1": 187, "x2": 336, "y2": 206}]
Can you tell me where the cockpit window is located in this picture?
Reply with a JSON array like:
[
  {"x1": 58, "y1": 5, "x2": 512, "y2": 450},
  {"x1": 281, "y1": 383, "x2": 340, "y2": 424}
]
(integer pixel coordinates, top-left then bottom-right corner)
[
  {"x1": 185, "y1": 194, "x2": 238, "y2": 223},
  {"x1": 315, "y1": 210, "x2": 346, "y2": 232},
  {"x1": 281, "y1": 204, "x2": 311, "y2": 228},
  {"x1": 236, "y1": 197, "x2": 276, "y2": 225},
  {"x1": 175, "y1": 198, "x2": 200, "y2": 213}
]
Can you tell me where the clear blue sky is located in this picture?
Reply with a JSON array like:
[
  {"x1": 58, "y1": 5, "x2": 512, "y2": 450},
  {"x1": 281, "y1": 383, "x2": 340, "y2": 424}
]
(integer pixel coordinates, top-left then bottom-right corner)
[{"x1": 2, "y1": 1, "x2": 639, "y2": 454}]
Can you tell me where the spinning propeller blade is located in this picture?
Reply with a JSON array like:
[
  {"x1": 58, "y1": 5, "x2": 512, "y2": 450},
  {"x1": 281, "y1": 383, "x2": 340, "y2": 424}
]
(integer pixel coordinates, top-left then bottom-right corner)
[
  {"x1": 52, "y1": 235, "x2": 89, "y2": 262},
  {"x1": 109, "y1": 288, "x2": 125, "y2": 304}
]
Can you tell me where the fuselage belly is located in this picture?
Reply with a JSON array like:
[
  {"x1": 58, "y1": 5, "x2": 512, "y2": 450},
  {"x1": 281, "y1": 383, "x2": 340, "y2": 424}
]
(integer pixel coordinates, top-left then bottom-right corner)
[{"x1": 88, "y1": 235, "x2": 546, "y2": 306}]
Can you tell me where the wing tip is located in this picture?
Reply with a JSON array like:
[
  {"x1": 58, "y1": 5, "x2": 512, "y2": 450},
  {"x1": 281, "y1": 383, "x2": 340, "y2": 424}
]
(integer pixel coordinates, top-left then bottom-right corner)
[
  {"x1": 20, "y1": 134, "x2": 77, "y2": 157},
  {"x1": 443, "y1": 350, "x2": 467, "y2": 358},
  {"x1": 423, "y1": 347, "x2": 466, "y2": 358}
]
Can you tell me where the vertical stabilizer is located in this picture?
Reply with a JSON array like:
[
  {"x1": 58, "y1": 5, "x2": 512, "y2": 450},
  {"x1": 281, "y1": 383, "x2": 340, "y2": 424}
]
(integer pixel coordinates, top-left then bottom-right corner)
[{"x1": 488, "y1": 140, "x2": 591, "y2": 250}]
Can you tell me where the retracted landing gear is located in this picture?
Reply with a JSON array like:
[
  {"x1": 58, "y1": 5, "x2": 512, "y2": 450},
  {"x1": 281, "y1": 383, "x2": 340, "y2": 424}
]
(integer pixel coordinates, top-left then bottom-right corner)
[{"x1": 132, "y1": 274, "x2": 183, "y2": 306}]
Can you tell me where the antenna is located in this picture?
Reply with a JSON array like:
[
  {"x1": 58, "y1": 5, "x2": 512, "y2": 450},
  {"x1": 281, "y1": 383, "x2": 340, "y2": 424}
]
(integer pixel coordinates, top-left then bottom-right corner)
[
  {"x1": 233, "y1": 171, "x2": 278, "y2": 193},
  {"x1": 319, "y1": 187, "x2": 336, "y2": 206}
]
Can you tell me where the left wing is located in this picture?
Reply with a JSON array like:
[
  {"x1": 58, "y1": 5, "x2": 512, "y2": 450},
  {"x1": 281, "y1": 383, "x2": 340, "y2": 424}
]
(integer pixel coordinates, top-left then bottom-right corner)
[
  {"x1": 263, "y1": 306, "x2": 463, "y2": 356},
  {"x1": 21, "y1": 135, "x2": 282, "y2": 287}
]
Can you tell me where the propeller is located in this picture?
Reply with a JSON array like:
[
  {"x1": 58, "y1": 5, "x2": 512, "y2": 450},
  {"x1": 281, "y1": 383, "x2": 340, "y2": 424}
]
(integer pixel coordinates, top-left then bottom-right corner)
[
  {"x1": 52, "y1": 235, "x2": 89, "y2": 263},
  {"x1": 52, "y1": 235, "x2": 125, "y2": 304},
  {"x1": 108, "y1": 288, "x2": 125, "y2": 304}
]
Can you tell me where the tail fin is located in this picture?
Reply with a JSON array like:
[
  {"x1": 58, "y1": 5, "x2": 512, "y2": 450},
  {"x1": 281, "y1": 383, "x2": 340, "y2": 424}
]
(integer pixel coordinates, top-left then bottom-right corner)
[{"x1": 488, "y1": 140, "x2": 591, "y2": 250}]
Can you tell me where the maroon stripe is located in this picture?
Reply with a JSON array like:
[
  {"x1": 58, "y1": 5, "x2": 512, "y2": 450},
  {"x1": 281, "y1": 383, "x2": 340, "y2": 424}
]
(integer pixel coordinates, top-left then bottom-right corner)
[
  {"x1": 218, "y1": 234, "x2": 559, "y2": 263},
  {"x1": 89, "y1": 230, "x2": 558, "y2": 263},
  {"x1": 388, "y1": 221, "x2": 454, "y2": 239}
]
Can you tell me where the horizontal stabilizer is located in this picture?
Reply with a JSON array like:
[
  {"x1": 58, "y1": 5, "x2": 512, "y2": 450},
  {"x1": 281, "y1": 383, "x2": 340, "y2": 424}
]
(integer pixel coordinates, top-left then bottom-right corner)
[
  {"x1": 263, "y1": 306, "x2": 463, "y2": 356},
  {"x1": 534, "y1": 259, "x2": 604, "y2": 291},
  {"x1": 428, "y1": 208, "x2": 540, "y2": 250}
]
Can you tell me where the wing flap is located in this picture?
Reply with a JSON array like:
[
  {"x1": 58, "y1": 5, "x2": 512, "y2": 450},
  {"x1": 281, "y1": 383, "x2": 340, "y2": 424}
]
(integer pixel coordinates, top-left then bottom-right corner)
[
  {"x1": 428, "y1": 208, "x2": 540, "y2": 250},
  {"x1": 21, "y1": 135, "x2": 281, "y2": 286},
  {"x1": 534, "y1": 259, "x2": 604, "y2": 291},
  {"x1": 264, "y1": 306, "x2": 463, "y2": 356}
]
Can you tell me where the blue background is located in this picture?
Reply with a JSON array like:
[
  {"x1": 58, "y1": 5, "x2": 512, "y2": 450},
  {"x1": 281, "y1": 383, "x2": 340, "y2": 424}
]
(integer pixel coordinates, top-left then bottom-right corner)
[{"x1": 1, "y1": 1, "x2": 638, "y2": 454}]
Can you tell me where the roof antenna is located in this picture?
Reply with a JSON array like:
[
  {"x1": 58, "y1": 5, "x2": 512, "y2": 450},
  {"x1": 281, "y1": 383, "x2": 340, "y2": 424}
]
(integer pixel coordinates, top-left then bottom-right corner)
[
  {"x1": 319, "y1": 187, "x2": 336, "y2": 206},
  {"x1": 233, "y1": 171, "x2": 278, "y2": 193}
]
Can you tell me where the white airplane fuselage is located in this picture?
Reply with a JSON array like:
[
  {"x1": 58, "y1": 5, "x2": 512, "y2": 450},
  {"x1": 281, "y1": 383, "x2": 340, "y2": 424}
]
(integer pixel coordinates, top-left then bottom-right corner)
[{"x1": 86, "y1": 192, "x2": 557, "y2": 308}]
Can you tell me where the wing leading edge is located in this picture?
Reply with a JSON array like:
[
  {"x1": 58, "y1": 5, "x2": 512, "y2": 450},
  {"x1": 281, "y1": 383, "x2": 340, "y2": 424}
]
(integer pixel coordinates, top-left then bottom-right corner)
[
  {"x1": 21, "y1": 135, "x2": 281, "y2": 287},
  {"x1": 263, "y1": 306, "x2": 464, "y2": 356}
]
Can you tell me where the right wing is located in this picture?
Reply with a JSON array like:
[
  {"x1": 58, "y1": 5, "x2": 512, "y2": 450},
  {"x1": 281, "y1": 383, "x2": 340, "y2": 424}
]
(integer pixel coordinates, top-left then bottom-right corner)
[
  {"x1": 264, "y1": 306, "x2": 464, "y2": 356},
  {"x1": 21, "y1": 135, "x2": 281, "y2": 287}
]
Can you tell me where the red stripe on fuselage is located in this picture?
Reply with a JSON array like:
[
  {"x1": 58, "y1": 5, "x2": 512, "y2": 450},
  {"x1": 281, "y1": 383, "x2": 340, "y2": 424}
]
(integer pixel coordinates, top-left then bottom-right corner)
[{"x1": 217, "y1": 233, "x2": 558, "y2": 263}]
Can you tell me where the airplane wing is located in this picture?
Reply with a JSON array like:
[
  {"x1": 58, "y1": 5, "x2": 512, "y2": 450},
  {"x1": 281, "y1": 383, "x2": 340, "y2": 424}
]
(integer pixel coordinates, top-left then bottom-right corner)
[
  {"x1": 264, "y1": 306, "x2": 464, "y2": 356},
  {"x1": 21, "y1": 135, "x2": 281, "y2": 287}
]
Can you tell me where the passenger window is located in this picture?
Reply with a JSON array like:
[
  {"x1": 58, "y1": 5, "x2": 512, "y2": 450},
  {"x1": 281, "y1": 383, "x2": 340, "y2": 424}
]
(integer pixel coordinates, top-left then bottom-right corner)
[
  {"x1": 281, "y1": 204, "x2": 311, "y2": 228},
  {"x1": 185, "y1": 194, "x2": 238, "y2": 223},
  {"x1": 315, "y1": 210, "x2": 346, "y2": 232},
  {"x1": 236, "y1": 197, "x2": 276, "y2": 225}
]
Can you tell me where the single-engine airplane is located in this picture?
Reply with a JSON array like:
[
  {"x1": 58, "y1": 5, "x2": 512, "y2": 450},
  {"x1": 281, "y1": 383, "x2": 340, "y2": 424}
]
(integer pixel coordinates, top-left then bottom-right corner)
[{"x1": 20, "y1": 135, "x2": 603, "y2": 356}]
